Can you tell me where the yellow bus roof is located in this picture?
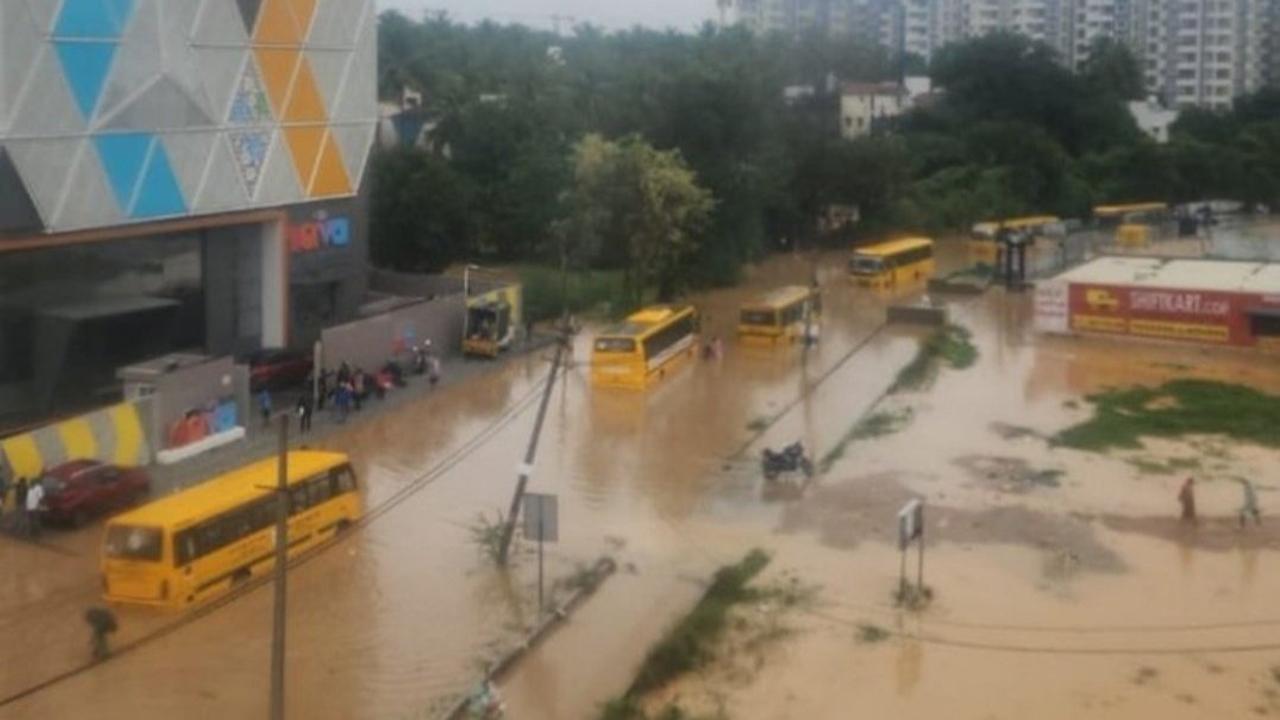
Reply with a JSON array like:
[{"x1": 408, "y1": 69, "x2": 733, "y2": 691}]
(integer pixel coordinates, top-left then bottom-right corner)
[
  {"x1": 743, "y1": 285, "x2": 813, "y2": 311},
  {"x1": 855, "y1": 236, "x2": 933, "y2": 257},
  {"x1": 1094, "y1": 202, "x2": 1167, "y2": 217},
  {"x1": 972, "y1": 215, "x2": 1059, "y2": 234},
  {"x1": 111, "y1": 451, "x2": 350, "y2": 529},
  {"x1": 600, "y1": 305, "x2": 695, "y2": 339}
]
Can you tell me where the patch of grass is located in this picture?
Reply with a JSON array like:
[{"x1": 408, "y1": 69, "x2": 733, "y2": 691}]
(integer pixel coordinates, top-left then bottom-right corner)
[
  {"x1": 627, "y1": 550, "x2": 771, "y2": 696},
  {"x1": 518, "y1": 265, "x2": 631, "y2": 323},
  {"x1": 746, "y1": 416, "x2": 771, "y2": 432},
  {"x1": 820, "y1": 408, "x2": 914, "y2": 473},
  {"x1": 891, "y1": 324, "x2": 978, "y2": 394},
  {"x1": 893, "y1": 582, "x2": 935, "y2": 611},
  {"x1": 1055, "y1": 380, "x2": 1280, "y2": 451},
  {"x1": 468, "y1": 511, "x2": 506, "y2": 564},
  {"x1": 857, "y1": 624, "x2": 891, "y2": 643}
]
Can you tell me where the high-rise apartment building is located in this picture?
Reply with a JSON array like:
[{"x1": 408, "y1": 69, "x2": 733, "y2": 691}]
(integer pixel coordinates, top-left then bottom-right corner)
[{"x1": 725, "y1": 0, "x2": 1276, "y2": 106}]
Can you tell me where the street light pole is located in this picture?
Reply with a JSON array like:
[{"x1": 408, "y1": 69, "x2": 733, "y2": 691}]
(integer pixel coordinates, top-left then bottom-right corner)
[{"x1": 270, "y1": 413, "x2": 289, "y2": 720}]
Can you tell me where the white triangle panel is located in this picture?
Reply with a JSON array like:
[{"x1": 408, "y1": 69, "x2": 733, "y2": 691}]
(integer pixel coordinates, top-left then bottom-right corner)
[
  {"x1": 10, "y1": 45, "x2": 86, "y2": 136},
  {"x1": 22, "y1": 0, "x2": 61, "y2": 34},
  {"x1": 52, "y1": 139, "x2": 126, "y2": 231},
  {"x1": 331, "y1": 122, "x2": 374, "y2": 192},
  {"x1": 5, "y1": 138, "x2": 83, "y2": 225},
  {"x1": 98, "y1": 0, "x2": 164, "y2": 125},
  {"x1": 332, "y1": 15, "x2": 375, "y2": 123},
  {"x1": 160, "y1": 0, "x2": 216, "y2": 120},
  {"x1": 195, "y1": 48, "x2": 249, "y2": 124},
  {"x1": 256, "y1": 130, "x2": 303, "y2": 207},
  {"x1": 194, "y1": 133, "x2": 252, "y2": 212},
  {"x1": 1, "y1": 3, "x2": 43, "y2": 131},
  {"x1": 309, "y1": 0, "x2": 365, "y2": 48},
  {"x1": 192, "y1": 0, "x2": 248, "y2": 46},
  {"x1": 161, "y1": 130, "x2": 218, "y2": 206}
]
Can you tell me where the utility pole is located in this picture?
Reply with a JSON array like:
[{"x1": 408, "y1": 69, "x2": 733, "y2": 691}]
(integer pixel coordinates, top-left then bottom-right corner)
[
  {"x1": 496, "y1": 327, "x2": 567, "y2": 565},
  {"x1": 270, "y1": 414, "x2": 289, "y2": 720}
]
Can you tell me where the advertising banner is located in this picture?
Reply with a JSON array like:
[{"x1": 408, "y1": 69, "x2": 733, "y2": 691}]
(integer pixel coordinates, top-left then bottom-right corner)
[{"x1": 1067, "y1": 283, "x2": 1253, "y2": 346}]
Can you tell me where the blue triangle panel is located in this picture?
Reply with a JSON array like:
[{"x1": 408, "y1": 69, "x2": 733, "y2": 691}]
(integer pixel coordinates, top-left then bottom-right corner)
[
  {"x1": 54, "y1": 41, "x2": 119, "y2": 118},
  {"x1": 55, "y1": 0, "x2": 125, "y2": 38},
  {"x1": 132, "y1": 143, "x2": 188, "y2": 218},
  {"x1": 94, "y1": 132, "x2": 153, "y2": 211}
]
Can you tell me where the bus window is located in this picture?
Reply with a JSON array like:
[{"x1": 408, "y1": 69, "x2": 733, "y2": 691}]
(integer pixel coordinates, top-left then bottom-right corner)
[
  {"x1": 105, "y1": 525, "x2": 163, "y2": 561},
  {"x1": 642, "y1": 314, "x2": 695, "y2": 359},
  {"x1": 332, "y1": 465, "x2": 358, "y2": 494},
  {"x1": 309, "y1": 475, "x2": 332, "y2": 505},
  {"x1": 851, "y1": 256, "x2": 884, "y2": 274},
  {"x1": 740, "y1": 309, "x2": 775, "y2": 326},
  {"x1": 594, "y1": 338, "x2": 636, "y2": 353}
]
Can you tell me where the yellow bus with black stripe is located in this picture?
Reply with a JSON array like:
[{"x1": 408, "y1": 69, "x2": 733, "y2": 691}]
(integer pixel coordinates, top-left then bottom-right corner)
[
  {"x1": 591, "y1": 305, "x2": 698, "y2": 389},
  {"x1": 849, "y1": 237, "x2": 936, "y2": 290},
  {"x1": 738, "y1": 286, "x2": 820, "y2": 345},
  {"x1": 101, "y1": 451, "x2": 361, "y2": 608}
]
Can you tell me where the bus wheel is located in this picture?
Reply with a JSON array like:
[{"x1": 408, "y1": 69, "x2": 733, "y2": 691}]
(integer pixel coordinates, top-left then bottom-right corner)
[
  {"x1": 335, "y1": 520, "x2": 352, "y2": 534},
  {"x1": 230, "y1": 569, "x2": 251, "y2": 587}
]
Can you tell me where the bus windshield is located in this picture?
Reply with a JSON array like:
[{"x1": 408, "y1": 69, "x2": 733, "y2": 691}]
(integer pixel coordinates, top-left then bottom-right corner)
[
  {"x1": 740, "y1": 309, "x2": 775, "y2": 326},
  {"x1": 850, "y1": 255, "x2": 884, "y2": 274},
  {"x1": 594, "y1": 338, "x2": 636, "y2": 353},
  {"x1": 104, "y1": 525, "x2": 163, "y2": 562}
]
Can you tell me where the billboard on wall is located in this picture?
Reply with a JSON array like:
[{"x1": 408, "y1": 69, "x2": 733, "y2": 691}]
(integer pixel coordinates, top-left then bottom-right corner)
[{"x1": 1067, "y1": 283, "x2": 1254, "y2": 345}]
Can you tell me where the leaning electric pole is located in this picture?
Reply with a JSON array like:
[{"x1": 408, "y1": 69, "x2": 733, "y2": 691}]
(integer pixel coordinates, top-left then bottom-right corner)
[
  {"x1": 496, "y1": 327, "x2": 567, "y2": 565},
  {"x1": 270, "y1": 414, "x2": 289, "y2": 720}
]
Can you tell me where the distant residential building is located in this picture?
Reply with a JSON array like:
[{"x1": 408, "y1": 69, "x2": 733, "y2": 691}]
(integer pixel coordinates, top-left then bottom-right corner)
[
  {"x1": 726, "y1": 0, "x2": 1276, "y2": 107},
  {"x1": 1127, "y1": 98, "x2": 1179, "y2": 142},
  {"x1": 840, "y1": 82, "x2": 908, "y2": 137}
]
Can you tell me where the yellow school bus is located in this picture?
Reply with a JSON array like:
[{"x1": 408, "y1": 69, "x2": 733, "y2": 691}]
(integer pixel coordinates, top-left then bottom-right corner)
[
  {"x1": 101, "y1": 451, "x2": 361, "y2": 608},
  {"x1": 969, "y1": 215, "x2": 1059, "y2": 264},
  {"x1": 1095, "y1": 203, "x2": 1168, "y2": 248},
  {"x1": 849, "y1": 237, "x2": 936, "y2": 290},
  {"x1": 738, "y1": 286, "x2": 821, "y2": 345},
  {"x1": 591, "y1": 305, "x2": 698, "y2": 389}
]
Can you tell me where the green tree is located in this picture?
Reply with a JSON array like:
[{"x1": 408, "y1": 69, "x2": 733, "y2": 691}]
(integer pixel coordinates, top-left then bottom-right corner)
[
  {"x1": 369, "y1": 148, "x2": 475, "y2": 272},
  {"x1": 563, "y1": 135, "x2": 714, "y2": 305},
  {"x1": 1080, "y1": 37, "x2": 1145, "y2": 101}
]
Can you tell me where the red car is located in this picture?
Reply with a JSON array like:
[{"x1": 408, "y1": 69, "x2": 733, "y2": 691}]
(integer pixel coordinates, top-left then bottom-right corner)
[
  {"x1": 243, "y1": 348, "x2": 313, "y2": 391},
  {"x1": 38, "y1": 460, "x2": 151, "y2": 527}
]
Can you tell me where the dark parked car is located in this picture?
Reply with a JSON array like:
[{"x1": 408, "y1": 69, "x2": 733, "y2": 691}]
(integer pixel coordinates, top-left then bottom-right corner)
[
  {"x1": 243, "y1": 348, "x2": 313, "y2": 391},
  {"x1": 39, "y1": 460, "x2": 151, "y2": 527}
]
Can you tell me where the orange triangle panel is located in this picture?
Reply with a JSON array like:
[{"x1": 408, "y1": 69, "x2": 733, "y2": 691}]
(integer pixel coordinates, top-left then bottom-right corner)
[
  {"x1": 285, "y1": 59, "x2": 327, "y2": 122},
  {"x1": 255, "y1": 0, "x2": 302, "y2": 44},
  {"x1": 289, "y1": 0, "x2": 318, "y2": 40},
  {"x1": 254, "y1": 48, "x2": 301, "y2": 117},
  {"x1": 283, "y1": 126, "x2": 326, "y2": 194},
  {"x1": 310, "y1": 130, "x2": 352, "y2": 197}
]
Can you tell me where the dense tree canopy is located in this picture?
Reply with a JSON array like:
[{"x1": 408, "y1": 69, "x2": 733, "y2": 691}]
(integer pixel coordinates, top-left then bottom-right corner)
[{"x1": 370, "y1": 14, "x2": 1279, "y2": 291}]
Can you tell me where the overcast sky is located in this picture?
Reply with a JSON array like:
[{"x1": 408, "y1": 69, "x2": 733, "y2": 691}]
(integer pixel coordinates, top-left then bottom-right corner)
[{"x1": 378, "y1": 0, "x2": 715, "y2": 32}]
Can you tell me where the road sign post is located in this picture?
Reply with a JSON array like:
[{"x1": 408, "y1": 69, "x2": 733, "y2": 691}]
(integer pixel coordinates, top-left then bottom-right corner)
[
  {"x1": 897, "y1": 499, "x2": 924, "y2": 598},
  {"x1": 522, "y1": 493, "x2": 559, "y2": 618}
]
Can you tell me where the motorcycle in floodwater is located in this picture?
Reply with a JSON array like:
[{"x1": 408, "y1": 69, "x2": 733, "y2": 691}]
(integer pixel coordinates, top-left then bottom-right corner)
[{"x1": 761, "y1": 442, "x2": 814, "y2": 481}]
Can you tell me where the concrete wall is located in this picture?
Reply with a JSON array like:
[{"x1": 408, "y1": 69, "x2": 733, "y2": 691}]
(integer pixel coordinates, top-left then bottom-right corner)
[
  {"x1": 321, "y1": 296, "x2": 465, "y2": 372},
  {"x1": 0, "y1": 400, "x2": 152, "y2": 480},
  {"x1": 146, "y1": 357, "x2": 246, "y2": 451}
]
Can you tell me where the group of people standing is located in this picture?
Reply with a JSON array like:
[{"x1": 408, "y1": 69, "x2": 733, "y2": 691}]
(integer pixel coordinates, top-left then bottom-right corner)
[
  {"x1": 1178, "y1": 476, "x2": 1262, "y2": 528},
  {"x1": 257, "y1": 343, "x2": 445, "y2": 433},
  {"x1": 0, "y1": 474, "x2": 47, "y2": 539}
]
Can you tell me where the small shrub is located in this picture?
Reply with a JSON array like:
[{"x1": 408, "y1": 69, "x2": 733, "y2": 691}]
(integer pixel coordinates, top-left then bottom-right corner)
[{"x1": 857, "y1": 624, "x2": 890, "y2": 643}]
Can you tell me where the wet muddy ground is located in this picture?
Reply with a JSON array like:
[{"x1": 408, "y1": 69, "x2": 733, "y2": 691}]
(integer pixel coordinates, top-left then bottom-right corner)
[{"x1": 6, "y1": 237, "x2": 1280, "y2": 719}]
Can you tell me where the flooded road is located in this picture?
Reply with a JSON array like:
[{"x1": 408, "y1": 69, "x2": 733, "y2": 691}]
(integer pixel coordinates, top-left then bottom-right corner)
[{"x1": 7, "y1": 236, "x2": 1280, "y2": 719}]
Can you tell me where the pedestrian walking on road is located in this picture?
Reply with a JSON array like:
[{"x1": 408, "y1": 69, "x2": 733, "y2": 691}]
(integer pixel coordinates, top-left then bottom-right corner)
[
  {"x1": 85, "y1": 607, "x2": 118, "y2": 661},
  {"x1": 25, "y1": 478, "x2": 44, "y2": 540},
  {"x1": 14, "y1": 477, "x2": 29, "y2": 535},
  {"x1": 296, "y1": 395, "x2": 313, "y2": 434},
  {"x1": 258, "y1": 388, "x2": 272, "y2": 427},
  {"x1": 1239, "y1": 479, "x2": 1261, "y2": 528},
  {"x1": 317, "y1": 370, "x2": 329, "y2": 411},
  {"x1": 334, "y1": 382, "x2": 352, "y2": 423},
  {"x1": 1178, "y1": 477, "x2": 1197, "y2": 522}
]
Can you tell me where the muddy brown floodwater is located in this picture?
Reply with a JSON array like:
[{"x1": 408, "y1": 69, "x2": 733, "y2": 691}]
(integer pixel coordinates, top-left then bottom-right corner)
[{"x1": 7, "y1": 238, "x2": 1280, "y2": 720}]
